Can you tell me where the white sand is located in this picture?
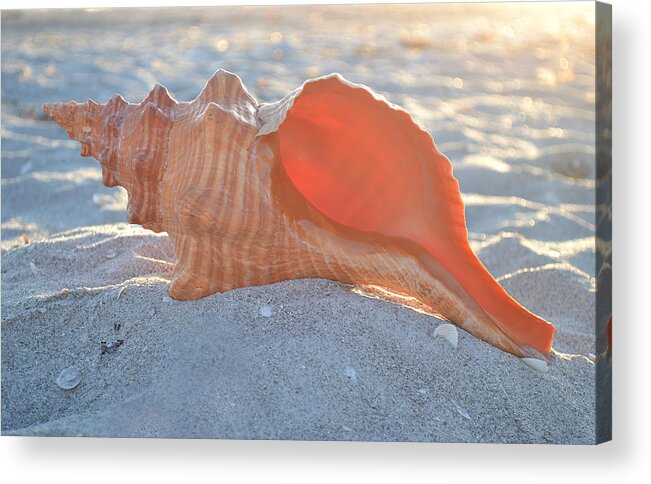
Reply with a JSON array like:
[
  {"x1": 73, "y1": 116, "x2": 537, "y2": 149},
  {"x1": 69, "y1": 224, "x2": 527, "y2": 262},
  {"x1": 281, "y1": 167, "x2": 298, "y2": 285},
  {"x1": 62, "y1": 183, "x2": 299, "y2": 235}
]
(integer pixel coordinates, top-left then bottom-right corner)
[{"x1": 1, "y1": 4, "x2": 603, "y2": 442}]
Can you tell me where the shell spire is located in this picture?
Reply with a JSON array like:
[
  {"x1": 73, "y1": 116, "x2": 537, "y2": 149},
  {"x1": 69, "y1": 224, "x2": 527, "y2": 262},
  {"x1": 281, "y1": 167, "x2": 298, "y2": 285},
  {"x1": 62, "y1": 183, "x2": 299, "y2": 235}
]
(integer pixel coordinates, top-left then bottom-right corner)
[
  {"x1": 43, "y1": 70, "x2": 556, "y2": 360},
  {"x1": 42, "y1": 100, "x2": 100, "y2": 157},
  {"x1": 42, "y1": 86, "x2": 176, "y2": 232}
]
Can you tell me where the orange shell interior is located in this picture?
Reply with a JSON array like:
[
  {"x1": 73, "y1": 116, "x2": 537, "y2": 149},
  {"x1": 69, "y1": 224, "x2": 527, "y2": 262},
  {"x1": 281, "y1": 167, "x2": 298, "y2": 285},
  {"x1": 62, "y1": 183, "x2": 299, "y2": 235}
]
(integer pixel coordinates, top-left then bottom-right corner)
[{"x1": 277, "y1": 77, "x2": 555, "y2": 357}]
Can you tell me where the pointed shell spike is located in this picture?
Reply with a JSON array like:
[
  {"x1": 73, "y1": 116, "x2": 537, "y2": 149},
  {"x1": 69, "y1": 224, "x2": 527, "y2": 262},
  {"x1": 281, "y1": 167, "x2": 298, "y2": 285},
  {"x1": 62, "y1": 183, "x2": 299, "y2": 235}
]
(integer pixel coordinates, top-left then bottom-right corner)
[{"x1": 142, "y1": 83, "x2": 176, "y2": 114}]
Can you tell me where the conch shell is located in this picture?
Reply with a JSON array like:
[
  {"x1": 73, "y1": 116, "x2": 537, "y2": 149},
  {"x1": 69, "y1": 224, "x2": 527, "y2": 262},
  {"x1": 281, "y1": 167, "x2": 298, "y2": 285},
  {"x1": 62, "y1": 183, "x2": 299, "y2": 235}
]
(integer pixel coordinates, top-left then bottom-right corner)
[{"x1": 43, "y1": 70, "x2": 555, "y2": 359}]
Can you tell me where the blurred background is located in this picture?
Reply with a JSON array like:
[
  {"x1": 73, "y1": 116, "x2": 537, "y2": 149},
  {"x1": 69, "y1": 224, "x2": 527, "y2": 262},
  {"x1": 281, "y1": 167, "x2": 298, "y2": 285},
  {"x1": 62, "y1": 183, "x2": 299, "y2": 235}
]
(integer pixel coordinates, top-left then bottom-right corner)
[
  {"x1": 2, "y1": 3, "x2": 596, "y2": 248},
  {"x1": 2, "y1": 3, "x2": 596, "y2": 268}
]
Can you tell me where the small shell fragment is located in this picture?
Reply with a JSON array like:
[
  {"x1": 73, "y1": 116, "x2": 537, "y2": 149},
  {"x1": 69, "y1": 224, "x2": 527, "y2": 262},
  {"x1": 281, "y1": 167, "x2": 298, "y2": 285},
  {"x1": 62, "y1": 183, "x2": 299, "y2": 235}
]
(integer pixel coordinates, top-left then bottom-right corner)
[
  {"x1": 434, "y1": 323, "x2": 458, "y2": 349},
  {"x1": 29, "y1": 261, "x2": 38, "y2": 275},
  {"x1": 259, "y1": 305, "x2": 272, "y2": 317},
  {"x1": 56, "y1": 366, "x2": 81, "y2": 390},
  {"x1": 105, "y1": 249, "x2": 117, "y2": 259},
  {"x1": 521, "y1": 357, "x2": 549, "y2": 372},
  {"x1": 453, "y1": 401, "x2": 471, "y2": 420}
]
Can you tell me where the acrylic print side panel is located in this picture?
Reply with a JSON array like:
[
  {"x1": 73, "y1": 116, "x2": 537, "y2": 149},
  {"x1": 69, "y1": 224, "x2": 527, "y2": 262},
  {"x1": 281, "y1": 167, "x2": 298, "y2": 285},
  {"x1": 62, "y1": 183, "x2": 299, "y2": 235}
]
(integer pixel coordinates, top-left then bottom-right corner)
[{"x1": 595, "y1": 1, "x2": 612, "y2": 444}]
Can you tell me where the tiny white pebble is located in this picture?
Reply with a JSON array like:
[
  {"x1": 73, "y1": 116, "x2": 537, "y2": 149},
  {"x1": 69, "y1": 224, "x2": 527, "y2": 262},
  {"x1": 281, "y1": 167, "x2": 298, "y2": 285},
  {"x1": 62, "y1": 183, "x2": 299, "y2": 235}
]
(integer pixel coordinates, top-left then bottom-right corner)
[
  {"x1": 344, "y1": 366, "x2": 357, "y2": 382},
  {"x1": 434, "y1": 323, "x2": 458, "y2": 349},
  {"x1": 162, "y1": 295, "x2": 173, "y2": 303},
  {"x1": 342, "y1": 425, "x2": 352, "y2": 432},
  {"x1": 29, "y1": 261, "x2": 38, "y2": 275},
  {"x1": 259, "y1": 305, "x2": 272, "y2": 317},
  {"x1": 418, "y1": 388, "x2": 428, "y2": 395},
  {"x1": 37, "y1": 307, "x2": 47, "y2": 314}
]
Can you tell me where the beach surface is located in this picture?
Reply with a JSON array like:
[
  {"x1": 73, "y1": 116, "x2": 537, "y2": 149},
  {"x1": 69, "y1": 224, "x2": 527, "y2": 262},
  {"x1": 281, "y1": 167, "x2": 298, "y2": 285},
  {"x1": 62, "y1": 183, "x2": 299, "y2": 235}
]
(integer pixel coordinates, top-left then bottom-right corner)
[{"x1": 2, "y1": 4, "x2": 601, "y2": 442}]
